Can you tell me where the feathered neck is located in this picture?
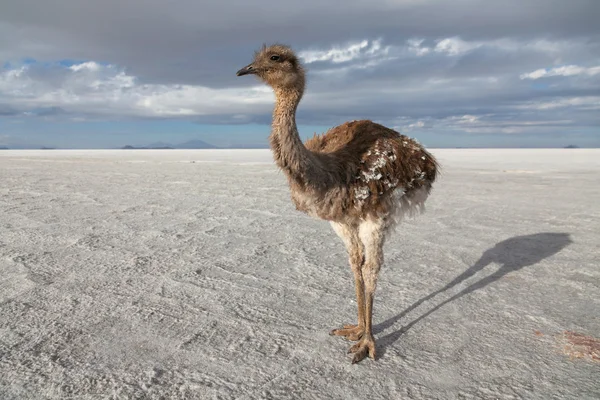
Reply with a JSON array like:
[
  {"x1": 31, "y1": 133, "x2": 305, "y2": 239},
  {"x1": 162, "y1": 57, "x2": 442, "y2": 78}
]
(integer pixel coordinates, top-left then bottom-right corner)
[{"x1": 269, "y1": 86, "x2": 323, "y2": 185}]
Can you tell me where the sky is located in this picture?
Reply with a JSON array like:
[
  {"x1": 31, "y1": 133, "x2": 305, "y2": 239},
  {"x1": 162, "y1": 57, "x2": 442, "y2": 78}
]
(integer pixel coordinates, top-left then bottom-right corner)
[{"x1": 1, "y1": 0, "x2": 599, "y2": 149}]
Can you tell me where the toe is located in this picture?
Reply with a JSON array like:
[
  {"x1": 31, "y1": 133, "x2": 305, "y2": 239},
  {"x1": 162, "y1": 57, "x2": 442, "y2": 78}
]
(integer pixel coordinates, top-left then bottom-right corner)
[
  {"x1": 368, "y1": 342, "x2": 377, "y2": 360},
  {"x1": 348, "y1": 335, "x2": 377, "y2": 363},
  {"x1": 348, "y1": 341, "x2": 361, "y2": 353},
  {"x1": 330, "y1": 328, "x2": 347, "y2": 337},
  {"x1": 330, "y1": 324, "x2": 364, "y2": 341},
  {"x1": 351, "y1": 347, "x2": 368, "y2": 364}
]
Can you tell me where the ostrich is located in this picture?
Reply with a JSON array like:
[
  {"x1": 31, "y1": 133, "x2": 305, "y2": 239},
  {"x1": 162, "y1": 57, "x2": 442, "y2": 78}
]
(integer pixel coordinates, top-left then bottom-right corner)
[{"x1": 236, "y1": 44, "x2": 438, "y2": 363}]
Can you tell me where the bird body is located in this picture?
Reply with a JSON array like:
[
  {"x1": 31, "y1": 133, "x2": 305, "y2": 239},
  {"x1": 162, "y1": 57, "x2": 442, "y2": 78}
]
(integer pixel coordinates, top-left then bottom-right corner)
[
  {"x1": 237, "y1": 44, "x2": 438, "y2": 363},
  {"x1": 300, "y1": 119, "x2": 438, "y2": 222}
]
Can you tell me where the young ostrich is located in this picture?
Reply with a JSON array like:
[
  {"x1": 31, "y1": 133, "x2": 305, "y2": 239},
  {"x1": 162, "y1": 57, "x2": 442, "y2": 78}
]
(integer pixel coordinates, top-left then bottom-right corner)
[{"x1": 236, "y1": 44, "x2": 438, "y2": 363}]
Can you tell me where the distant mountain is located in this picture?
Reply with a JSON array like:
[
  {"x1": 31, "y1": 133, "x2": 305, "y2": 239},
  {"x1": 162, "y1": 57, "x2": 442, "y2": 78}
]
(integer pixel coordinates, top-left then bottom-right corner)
[
  {"x1": 121, "y1": 144, "x2": 174, "y2": 149},
  {"x1": 176, "y1": 139, "x2": 218, "y2": 149},
  {"x1": 146, "y1": 141, "x2": 174, "y2": 149},
  {"x1": 4, "y1": 143, "x2": 51, "y2": 149},
  {"x1": 564, "y1": 145, "x2": 579, "y2": 149},
  {"x1": 0, "y1": 146, "x2": 9, "y2": 150},
  {"x1": 120, "y1": 139, "x2": 217, "y2": 149}
]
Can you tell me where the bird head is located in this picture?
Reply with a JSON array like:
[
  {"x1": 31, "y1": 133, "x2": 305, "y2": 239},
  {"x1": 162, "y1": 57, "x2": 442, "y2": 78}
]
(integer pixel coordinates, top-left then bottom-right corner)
[{"x1": 236, "y1": 44, "x2": 305, "y2": 90}]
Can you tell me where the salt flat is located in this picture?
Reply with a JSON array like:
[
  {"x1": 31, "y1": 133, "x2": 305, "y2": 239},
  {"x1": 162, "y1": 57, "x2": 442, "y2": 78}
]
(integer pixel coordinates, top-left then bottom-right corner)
[{"x1": 0, "y1": 149, "x2": 599, "y2": 399}]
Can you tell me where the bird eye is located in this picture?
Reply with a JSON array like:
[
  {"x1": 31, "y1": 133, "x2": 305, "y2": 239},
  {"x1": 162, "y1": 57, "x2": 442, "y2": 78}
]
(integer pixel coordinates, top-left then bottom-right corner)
[{"x1": 270, "y1": 55, "x2": 280, "y2": 61}]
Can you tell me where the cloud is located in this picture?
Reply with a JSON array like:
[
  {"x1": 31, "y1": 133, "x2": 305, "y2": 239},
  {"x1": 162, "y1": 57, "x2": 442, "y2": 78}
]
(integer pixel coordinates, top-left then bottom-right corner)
[
  {"x1": 520, "y1": 65, "x2": 600, "y2": 79},
  {"x1": 0, "y1": 61, "x2": 274, "y2": 118},
  {"x1": 69, "y1": 61, "x2": 102, "y2": 72},
  {"x1": 0, "y1": 105, "x2": 19, "y2": 116},
  {"x1": 393, "y1": 112, "x2": 587, "y2": 136},
  {"x1": 3, "y1": 34, "x2": 599, "y2": 133},
  {"x1": 406, "y1": 36, "x2": 586, "y2": 59},
  {"x1": 299, "y1": 39, "x2": 390, "y2": 64},
  {"x1": 407, "y1": 39, "x2": 431, "y2": 56},
  {"x1": 1, "y1": 0, "x2": 599, "y2": 146},
  {"x1": 434, "y1": 37, "x2": 481, "y2": 56},
  {"x1": 516, "y1": 96, "x2": 600, "y2": 110},
  {"x1": 3, "y1": 1, "x2": 598, "y2": 85}
]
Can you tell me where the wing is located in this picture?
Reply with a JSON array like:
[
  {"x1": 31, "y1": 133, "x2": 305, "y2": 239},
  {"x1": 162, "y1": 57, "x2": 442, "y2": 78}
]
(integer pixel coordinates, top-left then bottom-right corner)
[{"x1": 305, "y1": 119, "x2": 438, "y2": 214}]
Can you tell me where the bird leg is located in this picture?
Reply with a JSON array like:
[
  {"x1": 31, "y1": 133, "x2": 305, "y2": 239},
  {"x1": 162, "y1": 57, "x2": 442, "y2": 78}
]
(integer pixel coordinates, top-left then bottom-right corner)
[
  {"x1": 330, "y1": 250, "x2": 365, "y2": 341},
  {"x1": 348, "y1": 219, "x2": 384, "y2": 364},
  {"x1": 329, "y1": 223, "x2": 366, "y2": 341}
]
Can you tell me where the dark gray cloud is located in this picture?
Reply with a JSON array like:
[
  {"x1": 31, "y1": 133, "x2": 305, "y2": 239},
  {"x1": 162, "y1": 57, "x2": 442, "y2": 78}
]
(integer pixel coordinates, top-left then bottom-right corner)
[
  {"x1": 1, "y1": 0, "x2": 599, "y2": 143},
  {"x1": 2, "y1": 0, "x2": 599, "y2": 84},
  {"x1": 0, "y1": 105, "x2": 19, "y2": 116}
]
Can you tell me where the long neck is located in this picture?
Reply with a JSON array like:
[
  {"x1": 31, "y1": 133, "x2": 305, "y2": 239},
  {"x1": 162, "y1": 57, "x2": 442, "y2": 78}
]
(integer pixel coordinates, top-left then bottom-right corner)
[{"x1": 269, "y1": 86, "x2": 320, "y2": 184}]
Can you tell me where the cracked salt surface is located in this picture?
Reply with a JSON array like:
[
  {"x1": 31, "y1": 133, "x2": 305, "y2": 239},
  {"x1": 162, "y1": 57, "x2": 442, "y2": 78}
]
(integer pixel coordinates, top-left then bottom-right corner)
[{"x1": 0, "y1": 149, "x2": 599, "y2": 399}]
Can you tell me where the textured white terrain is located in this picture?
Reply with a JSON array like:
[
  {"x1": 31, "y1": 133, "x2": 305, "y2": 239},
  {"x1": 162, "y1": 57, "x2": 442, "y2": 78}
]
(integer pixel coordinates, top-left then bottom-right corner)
[{"x1": 0, "y1": 149, "x2": 599, "y2": 399}]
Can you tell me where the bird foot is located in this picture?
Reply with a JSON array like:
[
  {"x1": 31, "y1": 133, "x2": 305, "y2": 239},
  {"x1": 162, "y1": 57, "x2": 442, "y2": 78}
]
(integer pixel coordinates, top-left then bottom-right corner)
[
  {"x1": 329, "y1": 324, "x2": 364, "y2": 341},
  {"x1": 348, "y1": 334, "x2": 376, "y2": 364}
]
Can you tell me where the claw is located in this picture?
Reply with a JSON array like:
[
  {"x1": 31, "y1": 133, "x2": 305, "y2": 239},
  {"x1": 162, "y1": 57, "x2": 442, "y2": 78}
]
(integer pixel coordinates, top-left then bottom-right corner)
[
  {"x1": 352, "y1": 348, "x2": 368, "y2": 364},
  {"x1": 330, "y1": 324, "x2": 364, "y2": 341},
  {"x1": 348, "y1": 341, "x2": 361, "y2": 353},
  {"x1": 348, "y1": 335, "x2": 376, "y2": 364}
]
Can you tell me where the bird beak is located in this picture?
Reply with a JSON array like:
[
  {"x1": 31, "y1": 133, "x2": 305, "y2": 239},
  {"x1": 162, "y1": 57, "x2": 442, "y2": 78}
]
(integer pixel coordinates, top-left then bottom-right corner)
[{"x1": 236, "y1": 64, "x2": 256, "y2": 76}]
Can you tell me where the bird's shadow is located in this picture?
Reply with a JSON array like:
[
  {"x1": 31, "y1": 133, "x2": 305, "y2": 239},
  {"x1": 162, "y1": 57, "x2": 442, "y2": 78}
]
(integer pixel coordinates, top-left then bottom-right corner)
[{"x1": 374, "y1": 232, "x2": 573, "y2": 356}]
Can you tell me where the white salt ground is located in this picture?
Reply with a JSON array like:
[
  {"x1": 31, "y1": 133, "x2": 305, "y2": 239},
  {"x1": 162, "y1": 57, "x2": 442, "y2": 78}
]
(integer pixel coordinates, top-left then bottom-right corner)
[{"x1": 0, "y1": 149, "x2": 599, "y2": 399}]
